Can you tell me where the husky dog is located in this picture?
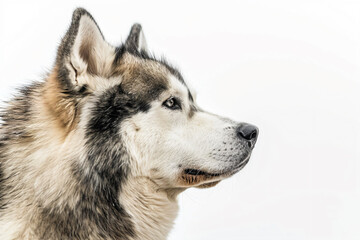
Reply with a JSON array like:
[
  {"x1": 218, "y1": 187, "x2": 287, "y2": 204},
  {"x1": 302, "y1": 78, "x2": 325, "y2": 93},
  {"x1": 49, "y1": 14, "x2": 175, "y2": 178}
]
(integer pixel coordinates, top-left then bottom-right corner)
[{"x1": 0, "y1": 8, "x2": 258, "y2": 240}]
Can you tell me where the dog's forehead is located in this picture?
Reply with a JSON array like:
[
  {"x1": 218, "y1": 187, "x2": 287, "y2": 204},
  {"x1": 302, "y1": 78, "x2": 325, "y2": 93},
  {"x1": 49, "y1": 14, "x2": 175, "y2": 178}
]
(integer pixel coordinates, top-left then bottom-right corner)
[
  {"x1": 116, "y1": 53, "x2": 189, "y2": 99},
  {"x1": 168, "y1": 75, "x2": 189, "y2": 98}
]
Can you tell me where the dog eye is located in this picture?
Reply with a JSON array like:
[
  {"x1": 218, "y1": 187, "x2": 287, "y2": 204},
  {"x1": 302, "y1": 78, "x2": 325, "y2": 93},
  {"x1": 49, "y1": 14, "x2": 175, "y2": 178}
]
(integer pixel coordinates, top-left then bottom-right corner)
[{"x1": 163, "y1": 97, "x2": 181, "y2": 110}]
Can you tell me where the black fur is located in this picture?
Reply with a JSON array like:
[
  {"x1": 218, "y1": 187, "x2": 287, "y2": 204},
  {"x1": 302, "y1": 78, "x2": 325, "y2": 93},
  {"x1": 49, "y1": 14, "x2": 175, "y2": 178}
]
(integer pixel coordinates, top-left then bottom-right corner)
[
  {"x1": 0, "y1": 161, "x2": 4, "y2": 211},
  {"x1": 125, "y1": 23, "x2": 143, "y2": 51},
  {"x1": 37, "y1": 164, "x2": 135, "y2": 239}
]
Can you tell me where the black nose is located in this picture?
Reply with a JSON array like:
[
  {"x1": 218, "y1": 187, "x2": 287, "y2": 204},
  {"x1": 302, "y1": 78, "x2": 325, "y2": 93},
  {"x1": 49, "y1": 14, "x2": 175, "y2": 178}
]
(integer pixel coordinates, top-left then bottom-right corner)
[{"x1": 236, "y1": 123, "x2": 259, "y2": 141}]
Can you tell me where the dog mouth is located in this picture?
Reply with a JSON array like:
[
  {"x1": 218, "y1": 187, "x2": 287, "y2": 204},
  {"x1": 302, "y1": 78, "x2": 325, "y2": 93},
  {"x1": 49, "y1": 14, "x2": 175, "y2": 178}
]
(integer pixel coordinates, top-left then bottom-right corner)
[
  {"x1": 184, "y1": 158, "x2": 250, "y2": 177},
  {"x1": 183, "y1": 169, "x2": 222, "y2": 177},
  {"x1": 180, "y1": 158, "x2": 250, "y2": 188}
]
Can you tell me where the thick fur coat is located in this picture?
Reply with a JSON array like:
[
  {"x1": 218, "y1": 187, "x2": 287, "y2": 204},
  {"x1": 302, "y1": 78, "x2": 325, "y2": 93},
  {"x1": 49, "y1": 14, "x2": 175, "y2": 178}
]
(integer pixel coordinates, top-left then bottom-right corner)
[{"x1": 0, "y1": 8, "x2": 258, "y2": 240}]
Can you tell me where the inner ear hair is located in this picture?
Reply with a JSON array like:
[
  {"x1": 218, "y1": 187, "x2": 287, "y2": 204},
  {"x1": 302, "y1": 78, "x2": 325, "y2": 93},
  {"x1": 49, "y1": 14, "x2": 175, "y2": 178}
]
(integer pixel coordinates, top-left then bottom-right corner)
[{"x1": 69, "y1": 60, "x2": 81, "y2": 87}]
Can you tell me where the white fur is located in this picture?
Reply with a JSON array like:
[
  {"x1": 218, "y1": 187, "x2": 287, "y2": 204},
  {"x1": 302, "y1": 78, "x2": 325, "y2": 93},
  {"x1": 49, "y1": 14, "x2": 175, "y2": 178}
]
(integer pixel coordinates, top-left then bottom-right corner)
[{"x1": 120, "y1": 74, "x2": 242, "y2": 188}]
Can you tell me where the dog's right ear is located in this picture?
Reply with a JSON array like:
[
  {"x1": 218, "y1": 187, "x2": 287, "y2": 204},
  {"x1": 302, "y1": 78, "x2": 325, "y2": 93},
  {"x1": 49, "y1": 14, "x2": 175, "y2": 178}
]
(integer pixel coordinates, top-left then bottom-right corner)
[
  {"x1": 56, "y1": 8, "x2": 114, "y2": 92},
  {"x1": 125, "y1": 23, "x2": 148, "y2": 54}
]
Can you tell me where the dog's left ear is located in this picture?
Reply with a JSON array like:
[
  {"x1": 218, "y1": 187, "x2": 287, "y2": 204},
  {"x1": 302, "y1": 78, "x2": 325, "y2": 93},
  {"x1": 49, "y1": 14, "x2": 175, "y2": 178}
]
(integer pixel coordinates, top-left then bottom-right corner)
[
  {"x1": 56, "y1": 8, "x2": 114, "y2": 91},
  {"x1": 125, "y1": 24, "x2": 148, "y2": 54}
]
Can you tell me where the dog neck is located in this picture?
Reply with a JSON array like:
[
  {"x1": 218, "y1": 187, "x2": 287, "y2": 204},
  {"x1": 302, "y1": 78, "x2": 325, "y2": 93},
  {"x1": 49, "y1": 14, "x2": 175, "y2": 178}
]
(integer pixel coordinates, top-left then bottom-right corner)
[{"x1": 119, "y1": 176, "x2": 180, "y2": 240}]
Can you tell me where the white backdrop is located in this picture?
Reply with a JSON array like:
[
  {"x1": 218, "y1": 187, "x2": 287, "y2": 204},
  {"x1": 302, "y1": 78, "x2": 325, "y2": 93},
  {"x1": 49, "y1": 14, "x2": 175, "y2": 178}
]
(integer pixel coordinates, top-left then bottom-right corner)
[{"x1": 1, "y1": 1, "x2": 359, "y2": 239}]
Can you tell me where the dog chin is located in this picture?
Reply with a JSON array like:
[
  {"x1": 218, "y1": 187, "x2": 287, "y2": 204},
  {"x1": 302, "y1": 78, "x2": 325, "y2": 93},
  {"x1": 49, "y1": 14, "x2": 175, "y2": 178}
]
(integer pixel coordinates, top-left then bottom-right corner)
[
  {"x1": 196, "y1": 181, "x2": 221, "y2": 188},
  {"x1": 179, "y1": 157, "x2": 250, "y2": 188}
]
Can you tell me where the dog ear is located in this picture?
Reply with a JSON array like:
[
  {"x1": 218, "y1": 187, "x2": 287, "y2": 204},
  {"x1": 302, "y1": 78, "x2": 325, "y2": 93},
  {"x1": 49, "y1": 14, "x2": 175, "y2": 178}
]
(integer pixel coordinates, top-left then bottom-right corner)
[
  {"x1": 56, "y1": 8, "x2": 114, "y2": 91},
  {"x1": 125, "y1": 24, "x2": 148, "y2": 54}
]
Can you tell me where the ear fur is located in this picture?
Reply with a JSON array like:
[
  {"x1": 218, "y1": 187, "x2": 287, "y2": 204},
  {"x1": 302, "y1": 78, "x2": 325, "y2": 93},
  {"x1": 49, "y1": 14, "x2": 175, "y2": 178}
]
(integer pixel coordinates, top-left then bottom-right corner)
[
  {"x1": 125, "y1": 23, "x2": 148, "y2": 54},
  {"x1": 56, "y1": 8, "x2": 114, "y2": 91}
]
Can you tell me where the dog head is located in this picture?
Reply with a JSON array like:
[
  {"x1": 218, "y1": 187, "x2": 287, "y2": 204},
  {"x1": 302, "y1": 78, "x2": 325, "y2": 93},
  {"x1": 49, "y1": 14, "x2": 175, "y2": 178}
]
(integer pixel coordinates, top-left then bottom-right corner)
[{"x1": 52, "y1": 8, "x2": 258, "y2": 191}]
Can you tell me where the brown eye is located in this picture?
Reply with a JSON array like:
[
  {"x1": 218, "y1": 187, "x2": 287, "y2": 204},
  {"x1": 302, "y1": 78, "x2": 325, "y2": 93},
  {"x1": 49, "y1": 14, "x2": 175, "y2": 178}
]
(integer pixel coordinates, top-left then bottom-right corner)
[{"x1": 163, "y1": 97, "x2": 181, "y2": 110}]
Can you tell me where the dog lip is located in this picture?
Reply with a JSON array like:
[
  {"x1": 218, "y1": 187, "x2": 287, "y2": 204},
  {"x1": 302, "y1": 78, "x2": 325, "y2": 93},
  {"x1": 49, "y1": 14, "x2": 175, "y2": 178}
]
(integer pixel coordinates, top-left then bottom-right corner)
[
  {"x1": 183, "y1": 158, "x2": 249, "y2": 178},
  {"x1": 230, "y1": 158, "x2": 250, "y2": 173},
  {"x1": 183, "y1": 169, "x2": 222, "y2": 177}
]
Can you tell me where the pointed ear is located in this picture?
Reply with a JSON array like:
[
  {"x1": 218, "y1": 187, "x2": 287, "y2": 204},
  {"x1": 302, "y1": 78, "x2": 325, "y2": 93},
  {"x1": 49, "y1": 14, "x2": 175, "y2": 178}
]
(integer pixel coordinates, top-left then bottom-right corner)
[
  {"x1": 125, "y1": 24, "x2": 148, "y2": 54},
  {"x1": 56, "y1": 8, "x2": 114, "y2": 91}
]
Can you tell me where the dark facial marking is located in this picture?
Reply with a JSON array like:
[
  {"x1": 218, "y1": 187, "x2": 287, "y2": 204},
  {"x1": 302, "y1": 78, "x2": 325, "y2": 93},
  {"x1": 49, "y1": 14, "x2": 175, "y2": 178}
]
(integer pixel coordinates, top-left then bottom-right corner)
[
  {"x1": 86, "y1": 86, "x2": 151, "y2": 136},
  {"x1": 188, "y1": 89, "x2": 194, "y2": 102},
  {"x1": 77, "y1": 70, "x2": 167, "y2": 235},
  {"x1": 188, "y1": 104, "x2": 198, "y2": 118}
]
